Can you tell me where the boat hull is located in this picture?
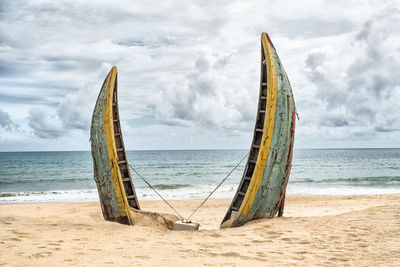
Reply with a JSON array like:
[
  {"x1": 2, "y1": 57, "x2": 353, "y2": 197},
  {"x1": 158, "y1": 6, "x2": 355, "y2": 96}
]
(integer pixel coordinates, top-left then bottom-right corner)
[
  {"x1": 90, "y1": 67, "x2": 140, "y2": 225},
  {"x1": 221, "y1": 33, "x2": 296, "y2": 228}
]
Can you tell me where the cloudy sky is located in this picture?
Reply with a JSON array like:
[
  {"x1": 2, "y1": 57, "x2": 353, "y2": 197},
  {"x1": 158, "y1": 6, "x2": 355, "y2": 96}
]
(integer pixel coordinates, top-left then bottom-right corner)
[{"x1": 0, "y1": 0, "x2": 399, "y2": 151}]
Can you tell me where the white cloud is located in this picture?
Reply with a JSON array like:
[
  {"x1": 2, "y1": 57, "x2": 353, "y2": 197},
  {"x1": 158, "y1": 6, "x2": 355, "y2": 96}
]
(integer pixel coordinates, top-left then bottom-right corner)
[
  {"x1": 297, "y1": 9, "x2": 400, "y2": 147},
  {"x1": 0, "y1": 109, "x2": 18, "y2": 131},
  {"x1": 27, "y1": 107, "x2": 65, "y2": 138},
  {"x1": 0, "y1": 0, "x2": 399, "y2": 150},
  {"x1": 150, "y1": 49, "x2": 254, "y2": 131}
]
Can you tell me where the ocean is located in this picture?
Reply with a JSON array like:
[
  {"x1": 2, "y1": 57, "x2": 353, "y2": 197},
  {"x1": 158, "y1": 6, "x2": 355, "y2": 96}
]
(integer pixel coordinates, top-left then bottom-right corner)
[{"x1": 0, "y1": 149, "x2": 399, "y2": 204}]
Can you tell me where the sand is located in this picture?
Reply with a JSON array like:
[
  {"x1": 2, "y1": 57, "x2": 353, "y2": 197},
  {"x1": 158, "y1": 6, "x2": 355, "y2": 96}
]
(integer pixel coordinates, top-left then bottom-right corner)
[{"x1": 1, "y1": 194, "x2": 399, "y2": 266}]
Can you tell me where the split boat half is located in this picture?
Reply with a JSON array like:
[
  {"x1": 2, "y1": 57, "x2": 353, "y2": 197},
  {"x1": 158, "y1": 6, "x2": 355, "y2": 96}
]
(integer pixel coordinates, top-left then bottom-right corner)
[
  {"x1": 90, "y1": 67, "x2": 140, "y2": 225},
  {"x1": 220, "y1": 33, "x2": 296, "y2": 228}
]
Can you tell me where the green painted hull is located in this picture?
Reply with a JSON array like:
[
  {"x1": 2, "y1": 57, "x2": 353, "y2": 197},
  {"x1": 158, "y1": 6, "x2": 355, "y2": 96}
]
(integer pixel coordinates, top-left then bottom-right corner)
[
  {"x1": 90, "y1": 67, "x2": 140, "y2": 226},
  {"x1": 221, "y1": 33, "x2": 296, "y2": 228},
  {"x1": 90, "y1": 33, "x2": 295, "y2": 229}
]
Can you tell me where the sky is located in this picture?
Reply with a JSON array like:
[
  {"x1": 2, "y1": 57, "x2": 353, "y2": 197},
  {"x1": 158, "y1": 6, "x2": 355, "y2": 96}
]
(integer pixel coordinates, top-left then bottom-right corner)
[{"x1": 0, "y1": 0, "x2": 399, "y2": 151}]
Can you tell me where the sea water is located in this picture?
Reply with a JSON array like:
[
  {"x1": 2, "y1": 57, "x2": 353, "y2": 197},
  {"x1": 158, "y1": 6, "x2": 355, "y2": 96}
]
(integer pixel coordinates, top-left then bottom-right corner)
[{"x1": 0, "y1": 149, "x2": 399, "y2": 203}]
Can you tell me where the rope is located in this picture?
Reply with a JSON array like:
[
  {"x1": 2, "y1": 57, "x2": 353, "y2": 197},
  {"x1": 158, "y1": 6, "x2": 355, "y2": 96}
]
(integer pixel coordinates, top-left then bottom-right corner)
[
  {"x1": 185, "y1": 152, "x2": 249, "y2": 222},
  {"x1": 128, "y1": 163, "x2": 184, "y2": 220},
  {"x1": 128, "y1": 151, "x2": 249, "y2": 223}
]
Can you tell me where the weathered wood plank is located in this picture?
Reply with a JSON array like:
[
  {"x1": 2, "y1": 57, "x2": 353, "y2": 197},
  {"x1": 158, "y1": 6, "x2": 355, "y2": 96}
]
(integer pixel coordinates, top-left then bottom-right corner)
[
  {"x1": 90, "y1": 67, "x2": 138, "y2": 225},
  {"x1": 221, "y1": 33, "x2": 296, "y2": 228}
]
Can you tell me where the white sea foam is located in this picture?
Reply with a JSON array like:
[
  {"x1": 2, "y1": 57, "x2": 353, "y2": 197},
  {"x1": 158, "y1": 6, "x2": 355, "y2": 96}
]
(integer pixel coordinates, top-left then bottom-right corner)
[
  {"x1": 1, "y1": 183, "x2": 400, "y2": 204},
  {"x1": 1, "y1": 149, "x2": 399, "y2": 204},
  {"x1": 0, "y1": 189, "x2": 99, "y2": 204},
  {"x1": 286, "y1": 185, "x2": 400, "y2": 195}
]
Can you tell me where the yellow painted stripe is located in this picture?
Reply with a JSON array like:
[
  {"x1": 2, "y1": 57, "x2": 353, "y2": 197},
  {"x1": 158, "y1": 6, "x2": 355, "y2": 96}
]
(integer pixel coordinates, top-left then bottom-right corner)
[
  {"x1": 238, "y1": 33, "x2": 278, "y2": 215},
  {"x1": 103, "y1": 66, "x2": 133, "y2": 223}
]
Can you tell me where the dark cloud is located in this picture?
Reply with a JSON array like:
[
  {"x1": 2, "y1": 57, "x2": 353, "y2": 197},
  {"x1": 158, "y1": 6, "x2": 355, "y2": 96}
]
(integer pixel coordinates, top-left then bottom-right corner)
[
  {"x1": 149, "y1": 50, "x2": 253, "y2": 131},
  {"x1": 116, "y1": 34, "x2": 200, "y2": 48},
  {"x1": 305, "y1": 53, "x2": 325, "y2": 70},
  {"x1": 0, "y1": 64, "x2": 16, "y2": 77},
  {"x1": 275, "y1": 17, "x2": 354, "y2": 38},
  {"x1": 374, "y1": 126, "x2": 400, "y2": 133},
  {"x1": 0, "y1": 93, "x2": 54, "y2": 105},
  {"x1": 356, "y1": 21, "x2": 372, "y2": 41},
  {"x1": 1, "y1": 0, "x2": 399, "y2": 149},
  {"x1": 27, "y1": 108, "x2": 65, "y2": 138},
  {"x1": 304, "y1": 11, "x2": 400, "y2": 140},
  {"x1": 25, "y1": 82, "x2": 99, "y2": 138},
  {"x1": 0, "y1": 109, "x2": 17, "y2": 131},
  {"x1": 56, "y1": 90, "x2": 94, "y2": 131},
  {"x1": 305, "y1": 52, "x2": 346, "y2": 109},
  {"x1": 0, "y1": 62, "x2": 32, "y2": 78},
  {"x1": 319, "y1": 117, "x2": 349, "y2": 127}
]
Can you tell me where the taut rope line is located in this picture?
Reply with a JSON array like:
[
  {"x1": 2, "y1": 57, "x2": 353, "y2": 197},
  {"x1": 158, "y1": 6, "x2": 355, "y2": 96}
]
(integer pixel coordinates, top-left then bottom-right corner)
[
  {"x1": 128, "y1": 163, "x2": 184, "y2": 220},
  {"x1": 185, "y1": 152, "x2": 249, "y2": 222},
  {"x1": 128, "y1": 151, "x2": 249, "y2": 222}
]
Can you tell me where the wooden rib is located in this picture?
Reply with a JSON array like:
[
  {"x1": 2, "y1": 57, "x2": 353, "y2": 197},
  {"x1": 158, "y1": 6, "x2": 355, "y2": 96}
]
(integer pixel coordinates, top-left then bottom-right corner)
[
  {"x1": 91, "y1": 67, "x2": 133, "y2": 225},
  {"x1": 110, "y1": 71, "x2": 140, "y2": 210},
  {"x1": 237, "y1": 33, "x2": 278, "y2": 216},
  {"x1": 277, "y1": 109, "x2": 296, "y2": 216},
  {"x1": 221, "y1": 32, "x2": 295, "y2": 228},
  {"x1": 221, "y1": 33, "x2": 274, "y2": 225},
  {"x1": 103, "y1": 67, "x2": 134, "y2": 224}
]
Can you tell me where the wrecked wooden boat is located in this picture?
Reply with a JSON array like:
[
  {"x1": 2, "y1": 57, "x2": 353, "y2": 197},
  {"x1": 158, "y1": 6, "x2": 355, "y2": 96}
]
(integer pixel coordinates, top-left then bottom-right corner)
[
  {"x1": 220, "y1": 33, "x2": 296, "y2": 228},
  {"x1": 90, "y1": 32, "x2": 295, "y2": 228},
  {"x1": 90, "y1": 66, "x2": 140, "y2": 225}
]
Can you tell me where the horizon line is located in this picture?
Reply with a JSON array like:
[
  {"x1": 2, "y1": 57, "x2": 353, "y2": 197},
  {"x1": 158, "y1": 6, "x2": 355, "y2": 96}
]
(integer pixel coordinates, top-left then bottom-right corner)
[{"x1": 0, "y1": 147, "x2": 399, "y2": 153}]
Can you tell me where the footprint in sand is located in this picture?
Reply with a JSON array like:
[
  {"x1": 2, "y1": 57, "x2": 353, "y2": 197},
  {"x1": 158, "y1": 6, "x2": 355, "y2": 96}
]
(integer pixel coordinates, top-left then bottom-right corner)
[
  {"x1": 136, "y1": 255, "x2": 150, "y2": 260},
  {"x1": 207, "y1": 232, "x2": 222, "y2": 238},
  {"x1": 265, "y1": 230, "x2": 281, "y2": 236},
  {"x1": 329, "y1": 257, "x2": 349, "y2": 262},
  {"x1": 30, "y1": 252, "x2": 52, "y2": 258},
  {"x1": 11, "y1": 230, "x2": 30, "y2": 238},
  {"x1": 220, "y1": 252, "x2": 251, "y2": 260},
  {"x1": 256, "y1": 251, "x2": 267, "y2": 257}
]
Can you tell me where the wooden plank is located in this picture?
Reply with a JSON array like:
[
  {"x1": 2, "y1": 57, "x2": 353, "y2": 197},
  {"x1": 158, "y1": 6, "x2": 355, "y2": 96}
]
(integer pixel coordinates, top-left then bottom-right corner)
[
  {"x1": 221, "y1": 32, "x2": 296, "y2": 228},
  {"x1": 237, "y1": 33, "x2": 278, "y2": 218},
  {"x1": 110, "y1": 72, "x2": 140, "y2": 210},
  {"x1": 102, "y1": 67, "x2": 133, "y2": 224},
  {"x1": 90, "y1": 68, "x2": 132, "y2": 225},
  {"x1": 90, "y1": 66, "x2": 141, "y2": 225}
]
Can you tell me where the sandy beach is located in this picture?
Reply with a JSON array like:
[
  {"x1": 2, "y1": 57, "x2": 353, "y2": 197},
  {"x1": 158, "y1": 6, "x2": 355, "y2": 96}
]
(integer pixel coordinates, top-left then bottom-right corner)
[{"x1": 1, "y1": 194, "x2": 399, "y2": 266}]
